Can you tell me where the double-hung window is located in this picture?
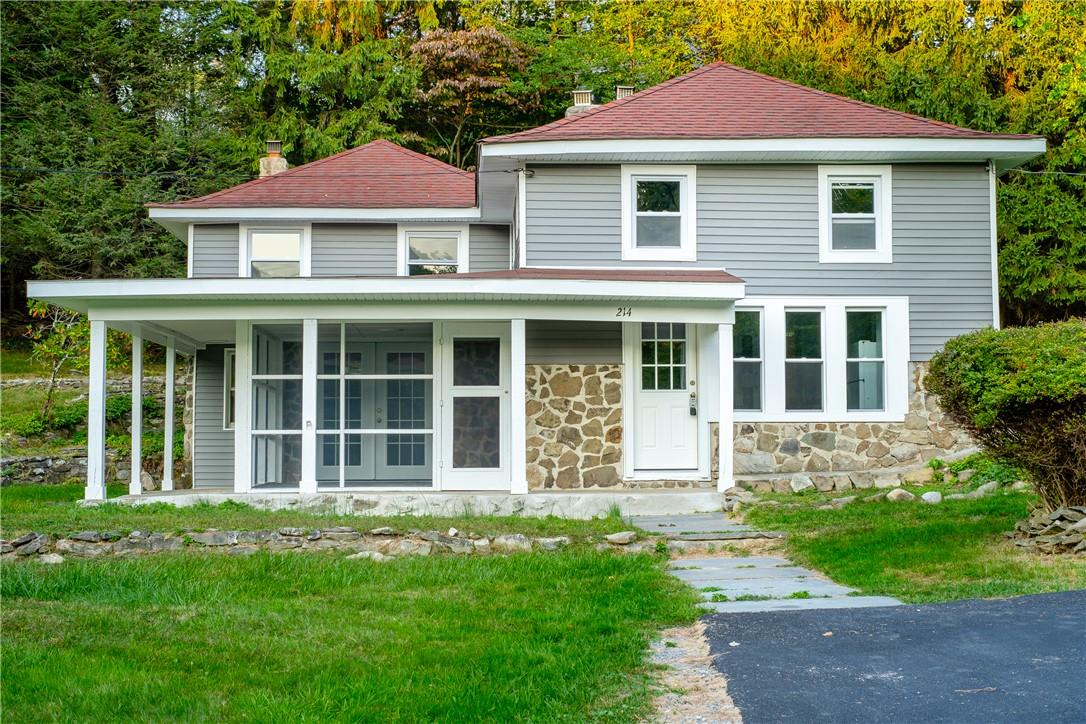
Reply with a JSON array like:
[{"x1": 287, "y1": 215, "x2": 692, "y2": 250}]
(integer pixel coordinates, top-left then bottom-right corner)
[
  {"x1": 846, "y1": 310, "x2": 885, "y2": 411},
  {"x1": 784, "y1": 310, "x2": 824, "y2": 411},
  {"x1": 398, "y1": 226, "x2": 468, "y2": 276},
  {"x1": 621, "y1": 165, "x2": 696, "y2": 261},
  {"x1": 248, "y1": 229, "x2": 303, "y2": 277},
  {"x1": 817, "y1": 165, "x2": 892, "y2": 263},
  {"x1": 733, "y1": 310, "x2": 762, "y2": 411}
]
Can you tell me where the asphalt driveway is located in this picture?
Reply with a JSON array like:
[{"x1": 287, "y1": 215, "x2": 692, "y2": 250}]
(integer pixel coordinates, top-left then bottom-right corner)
[{"x1": 705, "y1": 590, "x2": 1086, "y2": 724}]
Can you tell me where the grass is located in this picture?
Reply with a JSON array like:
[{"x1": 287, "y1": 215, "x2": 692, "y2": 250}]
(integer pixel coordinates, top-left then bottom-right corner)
[
  {"x1": 1, "y1": 549, "x2": 700, "y2": 721},
  {"x1": 0, "y1": 483, "x2": 637, "y2": 540},
  {"x1": 745, "y1": 490, "x2": 1086, "y2": 604}
]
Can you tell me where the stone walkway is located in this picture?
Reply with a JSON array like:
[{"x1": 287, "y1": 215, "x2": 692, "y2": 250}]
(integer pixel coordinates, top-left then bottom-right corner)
[{"x1": 632, "y1": 513, "x2": 901, "y2": 613}]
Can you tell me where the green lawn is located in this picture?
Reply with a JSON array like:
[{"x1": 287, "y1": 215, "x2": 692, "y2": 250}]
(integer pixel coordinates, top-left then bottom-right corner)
[
  {"x1": 2, "y1": 549, "x2": 699, "y2": 722},
  {"x1": 745, "y1": 491, "x2": 1086, "y2": 603},
  {"x1": 0, "y1": 483, "x2": 638, "y2": 541}
]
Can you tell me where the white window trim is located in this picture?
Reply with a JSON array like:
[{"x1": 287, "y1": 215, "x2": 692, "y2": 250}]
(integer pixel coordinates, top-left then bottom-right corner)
[
  {"x1": 733, "y1": 308, "x2": 764, "y2": 412},
  {"x1": 817, "y1": 165, "x2": 893, "y2": 264},
  {"x1": 620, "y1": 164, "x2": 697, "y2": 262},
  {"x1": 735, "y1": 296, "x2": 909, "y2": 423},
  {"x1": 396, "y1": 224, "x2": 470, "y2": 276},
  {"x1": 239, "y1": 223, "x2": 311, "y2": 278},
  {"x1": 223, "y1": 348, "x2": 236, "y2": 430}
]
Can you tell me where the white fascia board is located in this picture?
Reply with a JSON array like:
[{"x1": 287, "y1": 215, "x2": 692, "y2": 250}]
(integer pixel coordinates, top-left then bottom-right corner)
[
  {"x1": 481, "y1": 137, "x2": 1046, "y2": 166},
  {"x1": 148, "y1": 206, "x2": 482, "y2": 222},
  {"x1": 27, "y1": 276, "x2": 746, "y2": 306}
]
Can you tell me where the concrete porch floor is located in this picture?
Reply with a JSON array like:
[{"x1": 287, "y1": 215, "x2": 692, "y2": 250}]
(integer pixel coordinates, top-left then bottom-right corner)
[{"x1": 90, "y1": 488, "x2": 725, "y2": 520}]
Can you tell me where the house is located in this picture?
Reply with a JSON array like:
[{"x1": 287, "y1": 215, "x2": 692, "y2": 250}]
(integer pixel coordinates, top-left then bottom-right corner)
[{"x1": 28, "y1": 62, "x2": 1045, "y2": 507}]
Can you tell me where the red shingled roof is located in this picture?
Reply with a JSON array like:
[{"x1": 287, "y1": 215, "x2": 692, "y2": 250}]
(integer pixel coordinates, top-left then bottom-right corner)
[
  {"x1": 485, "y1": 62, "x2": 1039, "y2": 143},
  {"x1": 149, "y1": 139, "x2": 476, "y2": 209}
]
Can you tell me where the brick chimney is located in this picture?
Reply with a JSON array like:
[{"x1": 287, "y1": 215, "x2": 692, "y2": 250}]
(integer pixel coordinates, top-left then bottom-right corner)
[
  {"x1": 615, "y1": 85, "x2": 635, "y2": 100},
  {"x1": 259, "y1": 140, "x2": 289, "y2": 178},
  {"x1": 565, "y1": 88, "x2": 599, "y2": 118}
]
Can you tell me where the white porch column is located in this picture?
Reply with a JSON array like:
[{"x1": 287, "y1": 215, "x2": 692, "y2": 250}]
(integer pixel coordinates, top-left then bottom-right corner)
[
  {"x1": 129, "y1": 332, "x2": 143, "y2": 496},
  {"x1": 509, "y1": 319, "x2": 528, "y2": 494},
  {"x1": 717, "y1": 323, "x2": 734, "y2": 493},
  {"x1": 300, "y1": 319, "x2": 318, "y2": 493},
  {"x1": 85, "y1": 320, "x2": 108, "y2": 501},
  {"x1": 233, "y1": 321, "x2": 252, "y2": 493},
  {"x1": 162, "y1": 336, "x2": 176, "y2": 491}
]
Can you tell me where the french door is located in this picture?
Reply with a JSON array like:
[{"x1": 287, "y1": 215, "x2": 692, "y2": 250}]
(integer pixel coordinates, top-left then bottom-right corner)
[
  {"x1": 439, "y1": 322, "x2": 510, "y2": 490},
  {"x1": 316, "y1": 323, "x2": 434, "y2": 487}
]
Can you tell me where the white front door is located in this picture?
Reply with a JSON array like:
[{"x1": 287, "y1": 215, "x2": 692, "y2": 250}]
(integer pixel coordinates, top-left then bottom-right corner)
[
  {"x1": 440, "y1": 322, "x2": 510, "y2": 490},
  {"x1": 634, "y1": 322, "x2": 699, "y2": 471}
]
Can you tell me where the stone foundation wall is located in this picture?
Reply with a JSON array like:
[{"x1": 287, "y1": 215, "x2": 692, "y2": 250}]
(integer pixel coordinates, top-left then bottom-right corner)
[
  {"x1": 525, "y1": 364, "x2": 623, "y2": 489},
  {"x1": 727, "y1": 362, "x2": 974, "y2": 491}
]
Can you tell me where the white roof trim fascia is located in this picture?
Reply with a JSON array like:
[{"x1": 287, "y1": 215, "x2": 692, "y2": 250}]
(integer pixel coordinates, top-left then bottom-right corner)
[
  {"x1": 27, "y1": 276, "x2": 746, "y2": 306},
  {"x1": 148, "y1": 206, "x2": 482, "y2": 222},
  {"x1": 481, "y1": 136, "x2": 1045, "y2": 165}
]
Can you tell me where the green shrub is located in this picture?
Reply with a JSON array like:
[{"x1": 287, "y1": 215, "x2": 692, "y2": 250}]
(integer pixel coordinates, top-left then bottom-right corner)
[
  {"x1": 928, "y1": 319, "x2": 1086, "y2": 509},
  {"x1": 6, "y1": 412, "x2": 46, "y2": 437},
  {"x1": 49, "y1": 400, "x2": 88, "y2": 430}
]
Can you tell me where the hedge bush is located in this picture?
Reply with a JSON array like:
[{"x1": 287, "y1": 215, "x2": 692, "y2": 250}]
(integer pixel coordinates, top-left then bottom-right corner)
[{"x1": 928, "y1": 319, "x2": 1086, "y2": 510}]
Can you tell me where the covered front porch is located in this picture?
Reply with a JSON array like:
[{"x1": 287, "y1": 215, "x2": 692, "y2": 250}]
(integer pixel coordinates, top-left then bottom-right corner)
[{"x1": 27, "y1": 270, "x2": 744, "y2": 503}]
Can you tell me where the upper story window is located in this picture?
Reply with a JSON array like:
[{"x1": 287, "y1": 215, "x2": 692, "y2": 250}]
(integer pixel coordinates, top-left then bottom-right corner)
[
  {"x1": 621, "y1": 165, "x2": 696, "y2": 262},
  {"x1": 398, "y1": 225, "x2": 469, "y2": 276},
  {"x1": 817, "y1": 165, "x2": 892, "y2": 264},
  {"x1": 245, "y1": 227, "x2": 308, "y2": 277}
]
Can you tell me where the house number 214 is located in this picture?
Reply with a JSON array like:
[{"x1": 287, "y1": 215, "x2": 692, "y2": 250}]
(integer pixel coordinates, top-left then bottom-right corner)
[{"x1": 615, "y1": 306, "x2": 632, "y2": 317}]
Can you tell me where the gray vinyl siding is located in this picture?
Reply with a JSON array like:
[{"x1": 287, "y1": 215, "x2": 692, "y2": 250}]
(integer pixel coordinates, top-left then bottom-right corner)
[
  {"x1": 525, "y1": 163, "x2": 993, "y2": 360},
  {"x1": 469, "y1": 224, "x2": 511, "y2": 271},
  {"x1": 190, "y1": 224, "x2": 239, "y2": 278},
  {"x1": 311, "y1": 223, "x2": 397, "y2": 276},
  {"x1": 526, "y1": 321, "x2": 622, "y2": 363},
  {"x1": 193, "y1": 345, "x2": 234, "y2": 488}
]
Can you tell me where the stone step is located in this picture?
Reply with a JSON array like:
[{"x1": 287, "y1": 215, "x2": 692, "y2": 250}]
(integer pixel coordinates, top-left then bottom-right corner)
[
  {"x1": 670, "y1": 531, "x2": 785, "y2": 541},
  {"x1": 700, "y1": 595, "x2": 902, "y2": 613}
]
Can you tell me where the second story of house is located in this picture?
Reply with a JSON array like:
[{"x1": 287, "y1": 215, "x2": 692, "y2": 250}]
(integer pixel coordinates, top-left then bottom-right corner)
[{"x1": 147, "y1": 63, "x2": 1044, "y2": 359}]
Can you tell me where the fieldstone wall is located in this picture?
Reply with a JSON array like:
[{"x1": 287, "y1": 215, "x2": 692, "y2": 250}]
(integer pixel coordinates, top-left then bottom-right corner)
[
  {"x1": 728, "y1": 363, "x2": 974, "y2": 492},
  {"x1": 0, "y1": 370, "x2": 193, "y2": 488},
  {"x1": 525, "y1": 364, "x2": 623, "y2": 489}
]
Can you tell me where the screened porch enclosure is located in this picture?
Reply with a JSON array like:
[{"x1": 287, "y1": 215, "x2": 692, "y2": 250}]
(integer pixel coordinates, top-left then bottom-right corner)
[{"x1": 251, "y1": 322, "x2": 434, "y2": 489}]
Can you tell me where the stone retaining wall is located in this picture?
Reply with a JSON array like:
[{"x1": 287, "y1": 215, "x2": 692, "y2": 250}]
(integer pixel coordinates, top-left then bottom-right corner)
[
  {"x1": 730, "y1": 363, "x2": 972, "y2": 490},
  {"x1": 1, "y1": 370, "x2": 195, "y2": 488},
  {"x1": 1, "y1": 526, "x2": 661, "y2": 560},
  {"x1": 525, "y1": 364, "x2": 623, "y2": 489}
]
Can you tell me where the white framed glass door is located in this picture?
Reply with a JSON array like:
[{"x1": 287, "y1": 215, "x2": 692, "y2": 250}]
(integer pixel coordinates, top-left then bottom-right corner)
[
  {"x1": 375, "y1": 344, "x2": 432, "y2": 480},
  {"x1": 440, "y1": 322, "x2": 510, "y2": 490},
  {"x1": 316, "y1": 323, "x2": 434, "y2": 488}
]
